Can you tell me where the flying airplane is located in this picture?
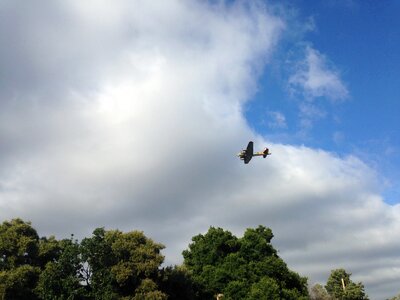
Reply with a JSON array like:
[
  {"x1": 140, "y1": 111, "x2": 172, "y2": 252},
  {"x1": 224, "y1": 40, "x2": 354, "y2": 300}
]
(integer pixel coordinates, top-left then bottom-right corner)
[{"x1": 237, "y1": 141, "x2": 270, "y2": 164}]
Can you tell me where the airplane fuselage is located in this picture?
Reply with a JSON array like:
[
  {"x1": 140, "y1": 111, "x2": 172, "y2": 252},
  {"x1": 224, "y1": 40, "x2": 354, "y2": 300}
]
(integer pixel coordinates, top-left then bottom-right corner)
[{"x1": 238, "y1": 141, "x2": 270, "y2": 164}]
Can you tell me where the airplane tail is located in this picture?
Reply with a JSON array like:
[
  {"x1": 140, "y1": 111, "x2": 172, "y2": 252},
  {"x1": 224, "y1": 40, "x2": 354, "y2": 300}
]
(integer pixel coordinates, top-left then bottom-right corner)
[{"x1": 262, "y1": 148, "x2": 270, "y2": 158}]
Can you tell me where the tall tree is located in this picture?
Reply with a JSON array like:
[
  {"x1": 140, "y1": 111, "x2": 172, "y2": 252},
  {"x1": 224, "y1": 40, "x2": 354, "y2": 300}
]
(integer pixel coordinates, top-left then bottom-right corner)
[
  {"x1": 81, "y1": 227, "x2": 167, "y2": 299},
  {"x1": 0, "y1": 218, "x2": 39, "y2": 269},
  {"x1": 80, "y1": 227, "x2": 118, "y2": 298},
  {"x1": 182, "y1": 225, "x2": 309, "y2": 300},
  {"x1": 183, "y1": 226, "x2": 240, "y2": 298},
  {"x1": 35, "y1": 236, "x2": 86, "y2": 299},
  {"x1": 0, "y1": 219, "x2": 41, "y2": 299},
  {"x1": 325, "y1": 269, "x2": 368, "y2": 300}
]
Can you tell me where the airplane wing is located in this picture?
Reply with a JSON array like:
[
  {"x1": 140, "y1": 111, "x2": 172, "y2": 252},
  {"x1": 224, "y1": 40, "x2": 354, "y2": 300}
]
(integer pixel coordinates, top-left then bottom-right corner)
[{"x1": 244, "y1": 141, "x2": 253, "y2": 164}]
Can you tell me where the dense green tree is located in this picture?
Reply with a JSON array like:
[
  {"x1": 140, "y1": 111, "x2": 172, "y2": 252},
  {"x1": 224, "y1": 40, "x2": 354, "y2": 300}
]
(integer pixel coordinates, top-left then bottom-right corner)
[
  {"x1": 80, "y1": 227, "x2": 118, "y2": 298},
  {"x1": 132, "y1": 278, "x2": 168, "y2": 300},
  {"x1": 247, "y1": 276, "x2": 280, "y2": 300},
  {"x1": 182, "y1": 225, "x2": 309, "y2": 299},
  {"x1": 239, "y1": 226, "x2": 275, "y2": 261},
  {"x1": 183, "y1": 227, "x2": 240, "y2": 271},
  {"x1": 36, "y1": 236, "x2": 62, "y2": 268},
  {"x1": 0, "y1": 219, "x2": 41, "y2": 299},
  {"x1": 0, "y1": 218, "x2": 39, "y2": 269},
  {"x1": 325, "y1": 269, "x2": 368, "y2": 300},
  {"x1": 0, "y1": 219, "x2": 325, "y2": 299},
  {"x1": 223, "y1": 280, "x2": 248, "y2": 300},
  {"x1": 0, "y1": 264, "x2": 40, "y2": 299},
  {"x1": 0, "y1": 219, "x2": 172, "y2": 299},
  {"x1": 35, "y1": 237, "x2": 86, "y2": 299},
  {"x1": 158, "y1": 265, "x2": 198, "y2": 300},
  {"x1": 81, "y1": 227, "x2": 166, "y2": 299},
  {"x1": 183, "y1": 227, "x2": 240, "y2": 298}
]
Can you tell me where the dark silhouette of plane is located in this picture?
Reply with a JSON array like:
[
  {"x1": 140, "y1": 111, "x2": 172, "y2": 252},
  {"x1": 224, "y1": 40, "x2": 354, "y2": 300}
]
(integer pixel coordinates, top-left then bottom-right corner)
[{"x1": 237, "y1": 141, "x2": 270, "y2": 164}]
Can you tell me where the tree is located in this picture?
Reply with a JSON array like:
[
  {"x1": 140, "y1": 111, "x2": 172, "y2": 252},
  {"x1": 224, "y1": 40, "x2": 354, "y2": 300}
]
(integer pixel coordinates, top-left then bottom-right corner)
[
  {"x1": 247, "y1": 277, "x2": 280, "y2": 300},
  {"x1": 239, "y1": 226, "x2": 275, "y2": 261},
  {"x1": 158, "y1": 265, "x2": 198, "y2": 300},
  {"x1": 80, "y1": 227, "x2": 118, "y2": 298},
  {"x1": 325, "y1": 269, "x2": 368, "y2": 300},
  {"x1": 35, "y1": 236, "x2": 86, "y2": 299},
  {"x1": 0, "y1": 219, "x2": 170, "y2": 299},
  {"x1": 0, "y1": 264, "x2": 40, "y2": 299},
  {"x1": 0, "y1": 219, "x2": 318, "y2": 299},
  {"x1": 182, "y1": 225, "x2": 309, "y2": 299},
  {"x1": 133, "y1": 278, "x2": 167, "y2": 300},
  {"x1": 0, "y1": 218, "x2": 39, "y2": 270},
  {"x1": 81, "y1": 227, "x2": 166, "y2": 299},
  {"x1": 223, "y1": 280, "x2": 248, "y2": 300},
  {"x1": 36, "y1": 236, "x2": 62, "y2": 268},
  {"x1": 0, "y1": 219, "x2": 41, "y2": 299}
]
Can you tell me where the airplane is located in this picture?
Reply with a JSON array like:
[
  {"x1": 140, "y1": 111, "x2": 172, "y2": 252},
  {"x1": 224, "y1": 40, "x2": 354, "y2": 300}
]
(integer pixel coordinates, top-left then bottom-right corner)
[{"x1": 237, "y1": 141, "x2": 270, "y2": 164}]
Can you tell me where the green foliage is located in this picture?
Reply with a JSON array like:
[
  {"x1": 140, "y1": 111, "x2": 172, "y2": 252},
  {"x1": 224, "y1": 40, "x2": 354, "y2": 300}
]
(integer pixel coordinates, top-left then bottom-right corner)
[
  {"x1": 110, "y1": 230, "x2": 164, "y2": 283},
  {"x1": 239, "y1": 226, "x2": 275, "y2": 261},
  {"x1": 0, "y1": 265, "x2": 40, "y2": 299},
  {"x1": 325, "y1": 269, "x2": 368, "y2": 300},
  {"x1": 0, "y1": 218, "x2": 39, "y2": 270},
  {"x1": 223, "y1": 280, "x2": 248, "y2": 300},
  {"x1": 158, "y1": 265, "x2": 198, "y2": 300},
  {"x1": 35, "y1": 237, "x2": 86, "y2": 299},
  {"x1": 133, "y1": 279, "x2": 168, "y2": 300},
  {"x1": 0, "y1": 219, "x2": 41, "y2": 299},
  {"x1": 37, "y1": 236, "x2": 62, "y2": 268},
  {"x1": 80, "y1": 227, "x2": 118, "y2": 298},
  {"x1": 247, "y1": 276, "x2": 280, "y2": 300},
  {"x1": 81, "y1": 227, "x2": 166, "y2": 299},
  {"x1": 0, "y1": 219, "x2": 170, "y2": 299},
  {"x1": 182, "y1": 225, "x2": 309, "y2": 299},
  {"x1": 183, "y1": 227, "x2": 240, "y2": 271},
  {"x1": 1, "y1": 218, "x2": 373, "y2": 300}
]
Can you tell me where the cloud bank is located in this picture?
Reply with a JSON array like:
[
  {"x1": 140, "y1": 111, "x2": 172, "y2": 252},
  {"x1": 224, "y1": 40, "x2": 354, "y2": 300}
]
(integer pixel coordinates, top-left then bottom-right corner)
[
  {"x1": 289, "y1": 46, "x2": 349, "y2": 101},
  {"x1": 0, "y1": 1, "x2": 399, "y2": 298}
]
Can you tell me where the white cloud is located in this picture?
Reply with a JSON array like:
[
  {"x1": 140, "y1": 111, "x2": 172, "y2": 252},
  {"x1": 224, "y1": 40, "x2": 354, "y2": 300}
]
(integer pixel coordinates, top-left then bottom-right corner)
[
  {"x1": 286, "y1": 46, "x2": 349, "y2": 132},
  {"x1": 289, "y1": 46, "x2": 349, "y2": 101},
  {"x1": 297, "y1": 102, "x2": 327, "y2": 131},
  {"x1": 0, "y1": 1, "x2": 398, "y2": 299},
  {"x1": 267, "y1": 111, "x2": 288, "y2": 129}
]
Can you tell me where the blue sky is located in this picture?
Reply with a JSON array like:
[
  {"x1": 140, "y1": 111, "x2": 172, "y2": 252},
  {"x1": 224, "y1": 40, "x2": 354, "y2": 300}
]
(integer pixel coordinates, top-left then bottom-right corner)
[{"x1": 246, "y1": 0, "x2": 400, "y2": 203}]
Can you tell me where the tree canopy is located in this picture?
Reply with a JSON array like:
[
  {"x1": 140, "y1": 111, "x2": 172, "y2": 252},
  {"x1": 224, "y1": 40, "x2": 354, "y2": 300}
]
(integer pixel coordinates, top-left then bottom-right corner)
[
  {"x1": 0, "y1": 219, "x2": 168, "y2": 299},
  {"x1": 182, "y1": 225, "x2": 309, "y2": 299},
  {"x1": 0, "y1": 218, "x2": 377, "y2": 299},
  {"x1": 80, "y1": 227, "x2": 166, "y2": 299},
  {"x1": 325, "y1": 269, "x2": 368, "y2": 300}
]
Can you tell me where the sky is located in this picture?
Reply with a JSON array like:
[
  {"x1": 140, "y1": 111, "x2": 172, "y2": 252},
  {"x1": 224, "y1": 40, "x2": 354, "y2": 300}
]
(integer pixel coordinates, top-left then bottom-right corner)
[{"x1": 0, "y1": 1, "x2": 399, "y2": 298}]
